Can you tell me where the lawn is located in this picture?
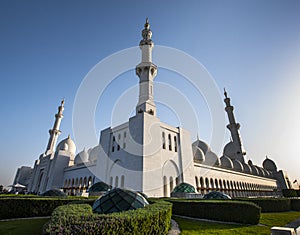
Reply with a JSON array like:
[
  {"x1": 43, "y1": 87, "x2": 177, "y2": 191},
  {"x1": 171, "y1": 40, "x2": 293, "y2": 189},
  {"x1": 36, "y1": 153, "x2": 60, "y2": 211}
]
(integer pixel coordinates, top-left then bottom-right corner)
[
  {"x1": 174, "y1": 211, "x2": 300, "y2": 235},
  {"x1": 0, "y1": 218, "x2": 49, "y2": 235}
]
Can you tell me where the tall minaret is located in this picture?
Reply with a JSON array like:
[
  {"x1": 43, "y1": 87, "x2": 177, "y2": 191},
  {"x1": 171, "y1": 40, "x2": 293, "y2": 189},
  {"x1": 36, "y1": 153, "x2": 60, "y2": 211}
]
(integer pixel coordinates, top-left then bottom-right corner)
[
  {"x1": 45, "y1": 99, "x2": 64, "y2": 154},
  {"x1": 224, "y1": 89, "x2": 246, "y2": 163},
  {"x1": 135, "y1": 18, "x2": 157, "y2": 116}
]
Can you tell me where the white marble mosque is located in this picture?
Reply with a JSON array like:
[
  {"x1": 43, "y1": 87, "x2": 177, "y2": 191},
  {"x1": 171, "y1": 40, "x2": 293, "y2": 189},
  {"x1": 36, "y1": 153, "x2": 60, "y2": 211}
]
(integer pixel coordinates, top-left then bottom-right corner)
[{"x1": 13, "y1": 20, "x2": 292, "y2": 197}]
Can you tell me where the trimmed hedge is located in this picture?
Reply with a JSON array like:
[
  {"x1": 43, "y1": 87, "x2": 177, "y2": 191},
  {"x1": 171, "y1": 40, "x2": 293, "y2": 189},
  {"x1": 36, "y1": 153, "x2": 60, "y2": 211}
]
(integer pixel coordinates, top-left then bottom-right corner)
[
  {"x1": 0, "y1": 197, "x2": 95, "y2": 219},
  {"x1": 43, "y1": 201, "x2": 172, "y2": 235},
  {"x1": 167, "y1": 199, "x2": 260, "y2": 225},
  {"x1": 282, "y1": 189, "x2": 298, "y2": 198},
  {"x1": 291, "y1": 199, "x2": 300, "y2": 211},
  {"x1": 236, "y1": 198, "x2": 291, "y2": 212}
]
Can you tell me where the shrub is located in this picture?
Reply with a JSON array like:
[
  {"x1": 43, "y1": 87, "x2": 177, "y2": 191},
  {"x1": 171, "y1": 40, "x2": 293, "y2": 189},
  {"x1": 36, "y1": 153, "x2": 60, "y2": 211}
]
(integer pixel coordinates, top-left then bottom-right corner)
[
  {"x1": 291, "y1": 199, "x2": 300, "y2": 211},
  {"x1": 43, "y1": 201, "x2": 172, "y2": 235},
  {"x1": 282, "y1": 189, "x2": 298, "y2": 198},
  {"x1": 0, "y1": 197, "x2": 95, "y2": 219},
  {"x1": 167, "y1": 199, "x2": 260, "y2": 225},
  {"x1": 237, "y1": 198, "x2": 291, "y2": 212}
]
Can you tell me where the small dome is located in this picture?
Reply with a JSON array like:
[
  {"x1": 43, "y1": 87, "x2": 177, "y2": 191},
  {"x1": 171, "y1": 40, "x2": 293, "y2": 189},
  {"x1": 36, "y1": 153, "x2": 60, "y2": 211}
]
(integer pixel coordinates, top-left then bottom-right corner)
[
  {"x1": 40, "y1": 189, "x2": 66, "y2": 197},
  {"x1": 220, "y1": 155, "x2": 233, "y2": 169},
  {"x1": 204, "y1": 151, "x2": 221, "y2": 166},
  {"x1": 56, "y1": 135, "x2": 76, "y2": 156},
  {"x1": 223, "y1": 141, "x2": 236, "y2": 159},
  {"x1": 172, "y1": 182, "x2": 196, "y2": 193},
  {"x1": 250, "y1": 165, "x2": 260, "y2": 175},
  {"x1": 203, "y1": 191, "x2": 231, "y2": 199},
  {"x1": 74, "y1": 149, "x2": 89, "y2": 164},
  {"x1": 88, "y1": 145, "x2": 99, "y2": 162},
  {"x1": 89, "y1": 181, "x2": 111, "y2": 193},
  {"x1": 242, "y1": 163, "x2": 252, "y2": 174},
  {"x1": 233, "y1": 159, "x2": 244, "y2": 172},
  {"x1": 263, "y1": 157, "x2": 277, "y2": 172},
  {"x1": 192, "y1": 139, "x2": 210, "y2": 154},
  {"x1": 192, "y1": 145, "x2": 205, "y2": 163},
  {"x1": 92, "y1": 188, "x2": 148, "y2": 214}
]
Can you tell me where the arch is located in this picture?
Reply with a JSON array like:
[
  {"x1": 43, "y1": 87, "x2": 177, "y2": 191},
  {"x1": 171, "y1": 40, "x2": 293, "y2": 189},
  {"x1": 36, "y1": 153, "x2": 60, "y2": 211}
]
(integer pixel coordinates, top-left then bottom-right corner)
[
  {"x1": 210, "y1": 178, "x2": 214, "y2": 190},
  {"x1": 110, "y1": 176, "x2": 113, "y2": 187},
  {"x1": 163, "y1": 176, "x2": 167, "y2": 197},
  {"x1": 121, "y1": 175, "x2": 125, "y2": 188},
  {"x1": 195, "y1": 176, "x2": 199, "y2": 189},
  {"x1": 205, "y1": 178, "x2": 209, "y2": 189},
  {"x1": 215, "y1": 179, "x2": 219, "y2": 190},
  {"x1": 162, "y1": 160, "x2": 180, "y2": 187},
  {"x1": 115, "y1": 176, "x2": 119, "y2": 188},
  {"x1": 170, "y1": 176, "x2": 174, "y2": 192}
]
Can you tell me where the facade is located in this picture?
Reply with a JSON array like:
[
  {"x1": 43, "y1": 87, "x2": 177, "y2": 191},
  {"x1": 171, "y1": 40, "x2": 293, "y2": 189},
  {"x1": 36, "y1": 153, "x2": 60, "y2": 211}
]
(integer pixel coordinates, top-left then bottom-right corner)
[{"x1": 15, "y1": 20, "x2": 292, "y2": 197}]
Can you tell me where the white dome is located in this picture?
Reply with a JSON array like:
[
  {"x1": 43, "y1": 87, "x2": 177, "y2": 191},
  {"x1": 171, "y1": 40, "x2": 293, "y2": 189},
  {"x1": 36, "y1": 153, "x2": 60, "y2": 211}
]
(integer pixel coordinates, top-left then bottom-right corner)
[
  {"x1": 263, "y1": 158, "x2": 277, "y2": 172},
  {"x1": 192, "y1": 145, "x2": 205, "y2": 163},
  {"x1": 204, "y1": 151, "x2": 220, "y2": 166},
  {"x1": 233, "y1": 159, "x2": 244, "y2": 172},
  {"x1": 88, "y1": 145, "x2": 99, "y2": 162},
  {"x1": 192, "y1": 139, "x2": 211, "y2": 154},
  {"x1": 56, "y1": 135, "x2": 76, "y2": 156},
  {"x1": 74, "y1": 149, "x2": 89, "y2": 164},
  {"x1": 223, "y1": 141, "x2": 236, "y2": 159},
  {"x1": 220, "y1": 155, "x2": 233, "y2": 169}
]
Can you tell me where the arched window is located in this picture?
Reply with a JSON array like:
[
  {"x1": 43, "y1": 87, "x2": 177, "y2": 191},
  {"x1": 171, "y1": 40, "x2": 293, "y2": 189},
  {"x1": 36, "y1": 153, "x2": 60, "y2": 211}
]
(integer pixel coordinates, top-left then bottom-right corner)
[
  {"x1": 121, "y1": 175, "x2": 125, "y2": 188},
  {"x1": 210, "y1": 178, "x2": 214, "y2": 189},
  {"x1": 200, "y1": 177, "x2": 204, "y2": 188},
  {"x1": 170, "y1": 176, "x2": 174, "y2": 192},
  {"x1": 168, "y1": 134, "x2": 172, "y2": 151},
  {"x1": 115, "y1": 176, "x2": 119, "y2": 188},
  {"x1": 163, "y1": 176, "x2": 167, "y2": 197},
  {"x1": 110, "y1": 176, "x2": 113, "y2": 187},
  {"x1": 205, "y1": 178, "x2": 209, "y2": 189},
  {"x1": 162, "y1": 132, "x2": 166, "y2": 149},
  {"x1": 174, "y1": 136, "x2": 177, "y2": 152},
  {"x1": 195, "y1": 177, "x2": 199, "y2": 188}
]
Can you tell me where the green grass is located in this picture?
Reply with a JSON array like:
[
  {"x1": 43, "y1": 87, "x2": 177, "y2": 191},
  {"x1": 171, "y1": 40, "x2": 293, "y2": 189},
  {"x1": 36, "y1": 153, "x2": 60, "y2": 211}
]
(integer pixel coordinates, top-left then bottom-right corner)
[
  {"x1": 0, "y1": 218, "x2": 49, "y2": 235},
  {"x1": 174, "y1": 211, "x2": 300, "y2": 235}
]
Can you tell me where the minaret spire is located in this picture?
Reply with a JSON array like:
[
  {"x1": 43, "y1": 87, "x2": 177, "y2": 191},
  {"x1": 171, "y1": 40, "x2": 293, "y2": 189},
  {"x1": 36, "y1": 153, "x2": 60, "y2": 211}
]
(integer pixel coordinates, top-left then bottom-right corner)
[
  {"x1": 45, "y1": 99, "x2": 64, "y2": 154},
  {"x1": 135, "y1": 18, "x2": 157, "y2": 116},
  {"x1": 223, "y1": 90, "x2": 246, "y2": 163}
]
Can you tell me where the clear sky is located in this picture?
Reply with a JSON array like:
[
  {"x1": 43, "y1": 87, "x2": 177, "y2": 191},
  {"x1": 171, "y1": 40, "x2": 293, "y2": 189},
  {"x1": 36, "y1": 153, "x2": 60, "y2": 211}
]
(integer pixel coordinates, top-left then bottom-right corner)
[{"x1": 1, "y1": 0, "x2": 300, "y2": 188}]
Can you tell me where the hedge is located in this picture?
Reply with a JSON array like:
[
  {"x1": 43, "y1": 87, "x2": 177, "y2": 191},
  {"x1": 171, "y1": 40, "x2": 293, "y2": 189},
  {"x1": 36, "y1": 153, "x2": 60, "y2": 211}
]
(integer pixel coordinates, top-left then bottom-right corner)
[
  {"x1": 236, "y1": 198, "x2": 291, "y2": 212},
  {"x1": 282, "y1": 189, "x2": 298, "y2": 198},
  {"x1": 43, "y1": 201, "x2": 172, "y2": 235},
  {"x1": 0, "y1": 197, "x2": 95, "y2": 219},
  {"x1": 291, "y1": 199, "x2": 300, "y2": 211},
  {"x1": 167, "y1": 199, "x2": 260, "y2": 225}
]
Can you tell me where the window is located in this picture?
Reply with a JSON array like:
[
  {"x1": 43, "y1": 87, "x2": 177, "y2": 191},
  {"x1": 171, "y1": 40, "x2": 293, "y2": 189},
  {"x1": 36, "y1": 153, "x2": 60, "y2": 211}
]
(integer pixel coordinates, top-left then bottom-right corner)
[
  {"x1": 121, "y1": 175, "x2": 125, "y2": 188},
  {"x1": 124, "y1": 132, "x2": 126, "y2": 138},
  {"x1": 168, "y1": 134, "x2": 172, "y2": 151},
  {"x1": 174, "y1": 136, "x2": 177, "y2": 152},
  {"x1": 118, "y1": 134, "x2": 121, "y2": 140},
  {"x1": 117, "y1": 145, "x2": 120, "y2": 151},
  {"x1": 115, "y1": 176, "x2": 119, "y2": 188},
  {"x1": 162, "y1": 132, "x2": 166, "y2": 149}
]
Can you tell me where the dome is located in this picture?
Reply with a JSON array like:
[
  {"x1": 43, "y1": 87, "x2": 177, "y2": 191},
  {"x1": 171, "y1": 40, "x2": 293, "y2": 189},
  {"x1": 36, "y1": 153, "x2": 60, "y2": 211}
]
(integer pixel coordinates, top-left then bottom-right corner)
[
  {"x1": 233, "y1": 159, "x2": 244, "y2": 172},
  {"x1": 250, "y1": 165, "x2": 260, "y2": 175},
  {"x1": 56, "y1": 135, "x2": 76, "y2": 156},
  {"x1": 89, "y1": 181, "x2": 111, "y2": 193},
  {"x1": 220, "y1": 155, "x2": 233, "y2": 169},
  {"x1": 263, "y1": 158, "x2": 277, "y2": 172},
  {"x1": 204, "y1": 151, "x2": 221, "y2": 166},
  {"x1": 40, "y1": 189, "x2": 66, "y2": 197},
  {"x1": 242, "y1": 163, "x2": 252, "y2": 174},
  {"x1": 257, "y1": 167, "x2": 266, "y2": 177},
  {"x1": 203, "y1": 191, "x2": 231, "y2": 199},
  {"x1": 92, "y1": 188, "x2": 148, "y2": 214},
  {"x1": 88, "y1": 145, "x2": 99, "y2": 162},
  {"x1": 192, "y1": 145, "x2": 205, "y2": 163},
  {"x1": 172, "y1": 183, "x2": 196, "y2": 193},
  {"x1": 192, "y1": 139, "x2": 210, "y2": 154},
  {"x1": 74, "y1": 149, "x2": 89, "y2": 164},
  {"x1": 223, "y1": 141, "x2": 236, "y2": 159}
]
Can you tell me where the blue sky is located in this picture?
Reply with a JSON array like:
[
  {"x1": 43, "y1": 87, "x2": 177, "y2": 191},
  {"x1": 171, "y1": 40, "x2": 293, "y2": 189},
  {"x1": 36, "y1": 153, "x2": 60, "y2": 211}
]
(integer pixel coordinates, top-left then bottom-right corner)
[{"x1": 1, "y1": 0, "x2": 300, "y2": 188}]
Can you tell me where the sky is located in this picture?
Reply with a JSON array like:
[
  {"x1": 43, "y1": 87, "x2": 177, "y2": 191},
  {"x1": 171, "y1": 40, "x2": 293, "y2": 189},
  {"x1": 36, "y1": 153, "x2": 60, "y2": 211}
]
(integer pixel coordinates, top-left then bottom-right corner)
[{"x1": 1, "y1": 0, "x2": 300, "y2": 188}]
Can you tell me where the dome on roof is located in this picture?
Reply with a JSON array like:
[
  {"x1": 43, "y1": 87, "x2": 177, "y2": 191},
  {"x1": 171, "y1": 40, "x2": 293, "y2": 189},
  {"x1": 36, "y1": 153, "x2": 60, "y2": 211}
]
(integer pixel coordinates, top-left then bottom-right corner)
[
  {"x1": 250, "y1": 165, "x2": 259, "y2": 175},
  {"x1": 88, "y1": 145, "x2": 99, "y2": 162},
  {"x1": 263, "y1": 158, "x2": 277, "y2": 172},
  {"x1": 257, "y1": 167, "x2": 266, "y2": 176},
  {"x1": 56, "y1": 135, "x2": 76, "y2": 156},
  {"x1": 220, "y1": 155, "x2": 233, "y2": 169},
  {"x1": 223, "y1": 141, "x2": 236, "y2": 159},
  {"x1": 242, "y1": 163, "x2": 252, "y2": 174},
  {"x1": 203, "y1": 191, "x2": 231, "y2": 199},
  {"x1": 204, "y1": 151, "x2": 221, "y2": 166},
  {"x1": 192, "y1": 139, "x2": 210, "y2": 154},
  {"x1": 233, "y1": 159, "x2": 244, "y2": 172},
  {"x1": 192, "y1": 145, "x2": 205, "y2": 163},
  {"x1": 74, "y1": 149, "x2": 89, "y2": 164},
  {"x1": 92, "y1": 188, "x2": 148, "y2": 214},
  {"x1": 172, "y1": 183, "x2": 196, "y2": 193}
]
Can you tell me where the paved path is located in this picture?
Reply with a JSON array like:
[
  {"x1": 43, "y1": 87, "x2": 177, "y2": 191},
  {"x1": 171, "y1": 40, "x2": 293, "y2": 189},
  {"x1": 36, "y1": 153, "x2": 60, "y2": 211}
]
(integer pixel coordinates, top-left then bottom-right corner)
[
  {"x1": 169, "y1": 219, "x2": 181, "y2": 235},
  {"x1": 285, "y1": 217, "x2": 300, "y2": 229}
]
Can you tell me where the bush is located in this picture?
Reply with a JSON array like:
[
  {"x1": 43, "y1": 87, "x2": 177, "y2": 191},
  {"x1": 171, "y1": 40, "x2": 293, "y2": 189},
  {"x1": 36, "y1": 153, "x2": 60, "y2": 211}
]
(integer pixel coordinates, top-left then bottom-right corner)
[
  {"x1": 43, "y1": 201, "x2": 172, "y2": 235},
  {"x1": 237, "y1": 198, "x2": 291, "y2": 212},
  {"x1": 291, "y1": 199, "x2": 300, "y2": 211},
  {"x1": 282, "y1": 189, "x2": 298, "y2": 198},
  {"x1": 167, "y1": 199, "x2": 260, "y2": 225},
  {"x1": 0, "y1": 197, "x2": 95, "y2": 219}
]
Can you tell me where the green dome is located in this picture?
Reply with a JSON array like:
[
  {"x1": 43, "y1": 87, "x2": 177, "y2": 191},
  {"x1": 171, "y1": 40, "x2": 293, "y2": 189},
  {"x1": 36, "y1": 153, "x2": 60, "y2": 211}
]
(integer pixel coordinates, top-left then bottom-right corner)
[
  {"x1": 172, "y1": 183, "x2": 196, "y2": 193},
  {"x1": 92, "y1": 188, "x2": 149, "y2": 214},
  {"x1": 89, "y1": 181, "x2": 111, "y2": 192},
  {"x1": 40, "y1": 189, "x2": 66, "y2": 197},
  {"x1": 203, "y1": 191, "x2": 231, "y2": 199}
]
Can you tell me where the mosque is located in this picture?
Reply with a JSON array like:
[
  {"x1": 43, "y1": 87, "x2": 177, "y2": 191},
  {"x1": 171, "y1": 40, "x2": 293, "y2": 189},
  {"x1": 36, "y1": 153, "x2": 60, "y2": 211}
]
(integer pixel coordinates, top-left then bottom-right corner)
[{"x1": 13, "y1": 20, "x2": 292, "y2": 197}]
